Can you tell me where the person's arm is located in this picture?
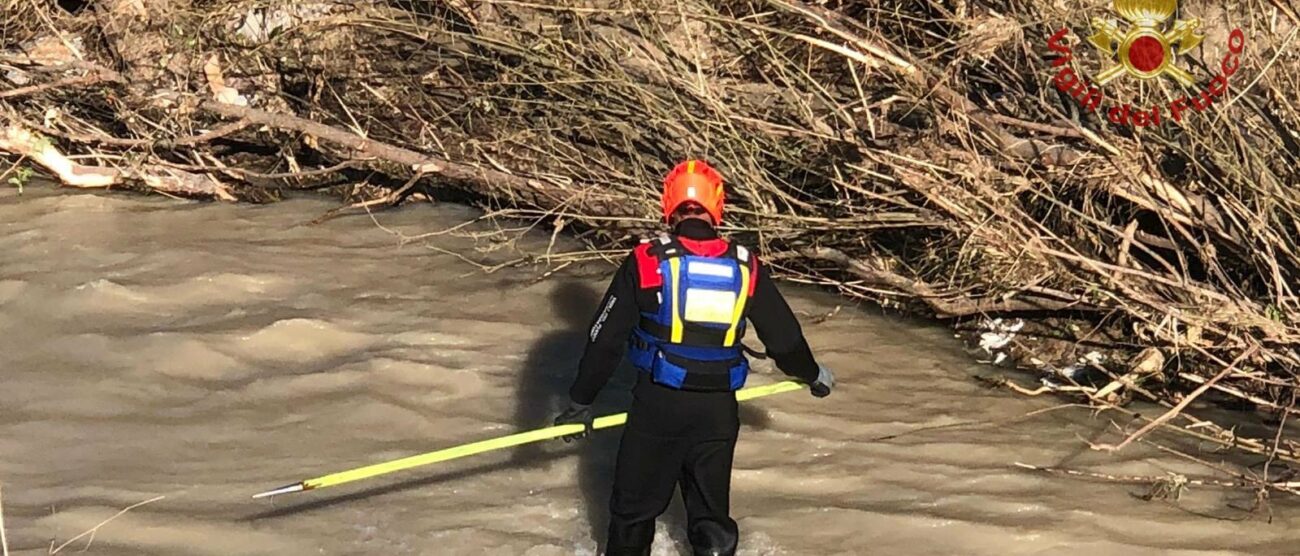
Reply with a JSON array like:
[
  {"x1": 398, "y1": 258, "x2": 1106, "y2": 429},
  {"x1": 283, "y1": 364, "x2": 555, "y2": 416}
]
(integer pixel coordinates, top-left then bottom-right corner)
[
  {"x1": 567, "y1": 254, "x2": 642, "y2": 406},
  {"x1": 746, "y1": 259, "x2": 821, "y2": 384}
]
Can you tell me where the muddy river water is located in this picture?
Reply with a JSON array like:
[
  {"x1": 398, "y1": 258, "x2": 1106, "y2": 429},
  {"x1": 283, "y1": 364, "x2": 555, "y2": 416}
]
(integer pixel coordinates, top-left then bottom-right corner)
[{"x1": 1, "y1": 188, "x2": 1296, "y2": 555}]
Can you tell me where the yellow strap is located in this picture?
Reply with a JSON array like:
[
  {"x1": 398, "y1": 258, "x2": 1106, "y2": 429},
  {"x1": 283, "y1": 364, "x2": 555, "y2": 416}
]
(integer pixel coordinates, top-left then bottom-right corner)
[
  {"x1": 296, "y1": 381, "x2": 806, "y2": 492},
  {"x1": 723, "y1": 262, "x2": 750, "y2": 346},
  {"x1": 668, "y1": 257, "x2": 684, "y2": 343},
  {"x1": 686, "y1": 160, "x2": 696, "y2": 173}
]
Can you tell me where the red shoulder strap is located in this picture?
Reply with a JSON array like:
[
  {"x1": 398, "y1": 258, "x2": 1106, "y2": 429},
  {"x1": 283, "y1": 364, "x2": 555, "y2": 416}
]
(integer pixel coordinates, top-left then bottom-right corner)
[
  {"x1": 747, "y1": 255, "x2": 758, "y2": 297},
  {"x1": 633, "y1": 243, "x2": 662, "y2": 288}
]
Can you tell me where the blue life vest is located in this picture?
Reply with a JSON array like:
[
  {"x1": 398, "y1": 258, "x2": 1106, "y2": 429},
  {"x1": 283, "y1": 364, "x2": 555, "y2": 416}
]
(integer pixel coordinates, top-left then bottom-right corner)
[{"x1": 627, "y1": 236, "x2": 755, "y2": 392}]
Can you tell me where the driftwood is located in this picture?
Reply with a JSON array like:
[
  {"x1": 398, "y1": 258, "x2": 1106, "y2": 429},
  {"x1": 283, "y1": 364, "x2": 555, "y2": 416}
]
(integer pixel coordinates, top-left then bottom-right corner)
[
  {"x1": 0, "y1": 121, "x2": 234, "y2": 199},
  {"x1": 189, "y1": 98, "x2": 643, "y2": 219}
]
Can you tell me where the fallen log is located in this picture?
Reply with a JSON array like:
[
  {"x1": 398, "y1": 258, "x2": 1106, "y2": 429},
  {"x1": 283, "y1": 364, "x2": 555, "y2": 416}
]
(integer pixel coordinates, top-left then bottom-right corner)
[
  {"x1": 187, "y1": 97, "x2": 648, "y2": 226},
  {"x1": 0, "y1": 122, "x2": 235, "y2": 200}
]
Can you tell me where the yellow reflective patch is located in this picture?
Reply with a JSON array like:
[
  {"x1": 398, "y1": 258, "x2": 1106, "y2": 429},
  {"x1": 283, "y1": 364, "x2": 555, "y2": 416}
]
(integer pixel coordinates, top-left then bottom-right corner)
[
  {"x1": 684, "y1": 289, "x2": 739, "y2": 324},
  {"x1": 668, "y1": 257, "x2": 684, "y2": 343},
  {"x1": 723, "y1": 263, "x2": 751, "y2": 346}
]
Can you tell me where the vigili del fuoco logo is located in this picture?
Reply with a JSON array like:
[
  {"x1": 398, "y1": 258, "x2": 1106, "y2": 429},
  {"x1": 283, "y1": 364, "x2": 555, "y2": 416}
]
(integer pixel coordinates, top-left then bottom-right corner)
[{"x1": 1046, "y1": 0, "x2": 1246, "y2": 127}]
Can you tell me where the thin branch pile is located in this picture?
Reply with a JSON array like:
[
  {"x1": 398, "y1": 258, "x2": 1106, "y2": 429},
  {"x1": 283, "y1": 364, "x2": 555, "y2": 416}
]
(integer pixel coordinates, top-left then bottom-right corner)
[{"x1": 3, "y1": 0, "x2": 1299, "y2": 490}]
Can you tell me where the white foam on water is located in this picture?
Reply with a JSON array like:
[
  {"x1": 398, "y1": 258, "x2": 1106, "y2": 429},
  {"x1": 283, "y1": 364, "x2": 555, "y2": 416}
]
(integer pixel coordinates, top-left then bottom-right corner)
[{"x1": 234, "y1": 317, "x2": 379, "y2": 365}]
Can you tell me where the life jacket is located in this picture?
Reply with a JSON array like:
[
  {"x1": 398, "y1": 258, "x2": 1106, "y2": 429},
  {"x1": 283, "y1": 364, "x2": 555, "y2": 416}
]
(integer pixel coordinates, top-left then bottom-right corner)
[{"x1": 626, "y1": 234, "x2": 758, "y2": 392}]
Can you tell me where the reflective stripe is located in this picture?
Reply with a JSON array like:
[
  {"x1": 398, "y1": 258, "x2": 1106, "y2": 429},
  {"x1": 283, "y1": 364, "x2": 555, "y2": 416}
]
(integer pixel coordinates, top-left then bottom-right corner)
[
  {"x1": 723, "y1": 262, "x2": 750, "y2": 346},
  {"x1": 687, "y1": 260, "x2": 735, "y2": 278},
  {"x1": 683, "y1": 288, "x2": 738, "y2": 323},
  {"x1": 668, "y1": 257, "x2": 684, "y2": 343},
  {"x1": 629, "y1": 240, "x2": 756, "y2": 392}
]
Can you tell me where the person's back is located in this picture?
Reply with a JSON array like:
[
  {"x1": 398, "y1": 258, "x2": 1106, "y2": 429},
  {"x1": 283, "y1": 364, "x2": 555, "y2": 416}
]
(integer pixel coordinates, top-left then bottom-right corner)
[{"x1": 555, "y1": 160, "x2": 835, "y2": 556}]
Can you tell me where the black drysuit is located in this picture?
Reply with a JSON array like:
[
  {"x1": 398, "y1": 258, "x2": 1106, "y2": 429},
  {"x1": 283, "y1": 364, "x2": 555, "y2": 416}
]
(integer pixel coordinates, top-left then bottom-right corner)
[{"x1": 568, "y1": 219, "x2": 821, "y2": 556}]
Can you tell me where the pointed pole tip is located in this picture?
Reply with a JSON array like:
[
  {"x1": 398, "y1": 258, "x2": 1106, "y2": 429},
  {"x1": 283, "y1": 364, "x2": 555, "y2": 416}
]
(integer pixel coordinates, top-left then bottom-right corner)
[{"x1": 252, "y1": 483, "x2": 304, "y2": 499}]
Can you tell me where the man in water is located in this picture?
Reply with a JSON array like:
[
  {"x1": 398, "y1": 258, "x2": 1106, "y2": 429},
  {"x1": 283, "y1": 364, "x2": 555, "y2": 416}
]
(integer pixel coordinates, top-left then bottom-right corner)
[{"x1": 554, "y1": 160, "x2": 835, "y2": 556}]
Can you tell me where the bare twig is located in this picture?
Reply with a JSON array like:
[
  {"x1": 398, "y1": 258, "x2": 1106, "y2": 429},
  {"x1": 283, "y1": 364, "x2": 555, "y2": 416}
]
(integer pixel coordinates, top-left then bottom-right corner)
[
  {"x1": 1100, "y1": 346, "x2": 1260, "y2": 453},
  {"x1": 1, "y1": 483, "x2": 10, "y2": 556},
  {"x1": 48, "y1": 495, "x2": 164, "y2": 555}
]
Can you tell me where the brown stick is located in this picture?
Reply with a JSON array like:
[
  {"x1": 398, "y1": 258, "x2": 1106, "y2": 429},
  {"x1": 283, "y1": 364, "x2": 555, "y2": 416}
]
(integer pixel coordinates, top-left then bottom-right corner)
[
  {"x1": 1013, "y1": 462, "x2": 1240, "y2": 488},
  {"x1": 0, "y1": 482, "x2": 9, "y2": 556},
  {"x1": 801, "y1": 246, "x2": 1093, "y2": 317},
  {"x1": 1176, "y1": 371, "x2": 1300, "y2": 417},
  {"x1": 24, "y1": 122, "x2": 151, "y2": 147},
  {"x1": 1102, "y1": 345, "x2": 1260, "y2": 453},
  {"x1": 0, "y1": 123, "x2": 235, "y2": 199},
  {"x1": 218, "y1": 160, "x2": 360, "y2": 180},
  {"x1": 189, "y1": 97, "x2": 644, "y2": 221},
  {"x1": 169, "y1": 119, "x2": 252, "y2": 147},
  {"x1": 21, "y1": 118, "x2": 249, "y2": 150},
  {"x1": 0, "y1": 74, "x2": 104, "y2": 100},
  {"x1": 770, "y1": 0, "x2": 1091, "y2": 166},
  {"x1": 1, "y1": 124, "x2": 119, "y2": 187},
  {"x1": 1269, "y1": 0, "x2": 1300, "y2": 25},
  {"x1": 48, "y1": 495, "x2": 164, "y2": 554},
  {"x1": 986, "y1": 114, "x2": 1087, "y2": 139},
  {"x1": 196, "y1": 99, "x2": 445, "y2": 172}
]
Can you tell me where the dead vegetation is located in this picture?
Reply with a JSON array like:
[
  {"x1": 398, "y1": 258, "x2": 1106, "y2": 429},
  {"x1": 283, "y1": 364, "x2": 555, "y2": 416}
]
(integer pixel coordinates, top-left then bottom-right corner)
[{"x1": 2, "y1": 0, "x2": 1298, "y2": 501}]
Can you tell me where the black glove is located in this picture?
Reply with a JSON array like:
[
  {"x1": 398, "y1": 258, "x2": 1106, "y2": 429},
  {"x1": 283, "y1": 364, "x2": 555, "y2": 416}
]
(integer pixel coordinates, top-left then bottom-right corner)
[
  {"x1": 810, "y1": 365, "x2": 835, "y2": 398},
  {"x1": 553, "y1": 402, "x2": 594, "y2": 443}
]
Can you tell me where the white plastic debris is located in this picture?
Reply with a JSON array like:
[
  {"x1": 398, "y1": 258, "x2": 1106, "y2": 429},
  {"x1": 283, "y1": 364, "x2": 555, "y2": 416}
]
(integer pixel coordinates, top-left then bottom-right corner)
[
  {"x1": 1054, "y1": 364, "x2": 1086, "y2": 381},
  {"x1": 5, "y1": 69, "x2": 31, "y2": 86},
  {"x1": 233, "y1": 4, "x2": 337, "y2": 44},
  {"x1": 977, "y1": 317, "x2": 1024, "y2": 353}
]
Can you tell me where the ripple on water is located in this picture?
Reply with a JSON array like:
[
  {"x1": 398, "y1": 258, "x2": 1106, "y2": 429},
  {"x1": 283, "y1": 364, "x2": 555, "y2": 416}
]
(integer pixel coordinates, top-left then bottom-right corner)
[
  {"x1": 154, "y1": 271, "x2": 287, "y2": 300},
  {"x1": 237, "y1": 368, "x2": 369, "y2": 403},
  {"x1": 37, "y1": 331, "x2": 252, "y2": 382},
  {"x1": 132, "y1": 335, "x2": 249, "y2": 381},
  {"x1": 68, "y1": 279, "x2": 150, "y2": 310},
  {"x1": 30, "y1": 506, "x2": 303, "y2": 556},
  {"x1": 233, "y1": 317, "x2": 378, "y2": 366},
  {"x1": 57, "y1": 273, "x2": 289, "y2": 319},
  {"x1": 0, "y1": 278, "x2": 28, "y2": 304}
]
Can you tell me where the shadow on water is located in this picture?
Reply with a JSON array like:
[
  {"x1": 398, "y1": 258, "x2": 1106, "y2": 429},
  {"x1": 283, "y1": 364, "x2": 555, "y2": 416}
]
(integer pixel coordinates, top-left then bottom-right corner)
[
  {"x1": 246, "y1": 281, "x2": 607, "y2": 525},
  {"x1": 512, "y1": 280, "x2": 671, "y2": 551},
  {"x1": 511, "y1": 281, "x2": 601, "y2": 462},
  {"x1": 248, "y1": 279, "x2": 778, "y2": 553}
]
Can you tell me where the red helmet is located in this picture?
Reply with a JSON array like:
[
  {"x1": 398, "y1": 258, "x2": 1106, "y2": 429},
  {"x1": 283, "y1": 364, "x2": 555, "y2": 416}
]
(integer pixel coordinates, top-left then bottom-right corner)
[{"x1": 662, "y1": 160, "x2": 724, "y2": 224}]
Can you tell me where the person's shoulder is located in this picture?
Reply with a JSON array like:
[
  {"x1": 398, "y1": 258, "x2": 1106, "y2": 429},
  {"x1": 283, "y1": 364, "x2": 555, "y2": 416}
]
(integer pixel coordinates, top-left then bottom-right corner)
[
  {"x1": 721, "y1": 238, "x2": 758, "y2": 265},
  {"x1": 622, "y1": 234, "x2": 674, "y2": 288},
  {"x1": 631, "y1": 232, "x2": 677, "y2": 257},
  {"x1": 630, "y1": 235, "x2": 659, "y2": 260}
]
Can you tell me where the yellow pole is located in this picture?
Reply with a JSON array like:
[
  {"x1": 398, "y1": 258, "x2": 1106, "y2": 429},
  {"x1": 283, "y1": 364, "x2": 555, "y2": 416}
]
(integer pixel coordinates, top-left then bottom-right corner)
[{"x1": 254, "y1": 380, "x2": 805, "y2": 498}]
